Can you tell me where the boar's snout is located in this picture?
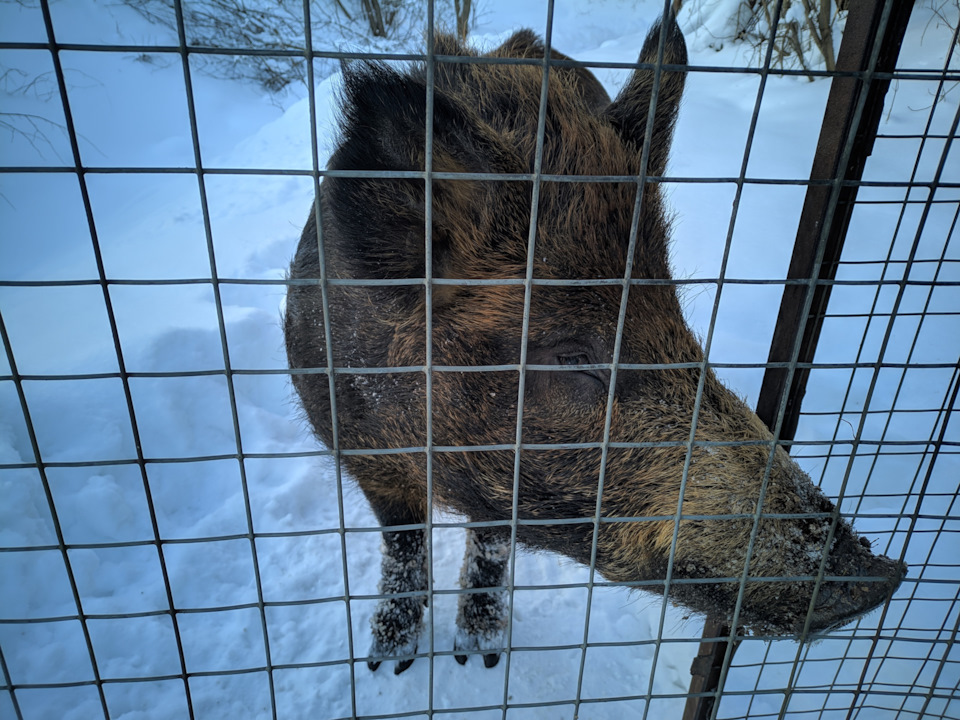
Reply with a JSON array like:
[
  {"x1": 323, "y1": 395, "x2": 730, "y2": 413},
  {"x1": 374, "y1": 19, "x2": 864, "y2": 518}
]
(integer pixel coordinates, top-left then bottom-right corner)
[
  {"x1": 600, "y1": 401, "x2": 907, "y2": 638},
  {"x1": 809, "y1": 535, "x2": 907, "y2": 635}
]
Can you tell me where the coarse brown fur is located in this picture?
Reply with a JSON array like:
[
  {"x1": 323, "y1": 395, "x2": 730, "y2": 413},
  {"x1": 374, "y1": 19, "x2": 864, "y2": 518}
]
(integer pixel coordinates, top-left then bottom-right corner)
[{"x1": 285, "y1": 14, "x2": 905, "y2": 672}]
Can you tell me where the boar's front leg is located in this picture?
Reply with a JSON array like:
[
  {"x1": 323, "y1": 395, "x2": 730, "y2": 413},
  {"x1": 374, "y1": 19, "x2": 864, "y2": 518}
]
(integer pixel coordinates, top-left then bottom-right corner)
[
  {"x1": 454, "y1": 528, "x2": 509, "y2": 668},
  {"x1": 368, "y1": 519, "x2": 427, "y2": 674}
]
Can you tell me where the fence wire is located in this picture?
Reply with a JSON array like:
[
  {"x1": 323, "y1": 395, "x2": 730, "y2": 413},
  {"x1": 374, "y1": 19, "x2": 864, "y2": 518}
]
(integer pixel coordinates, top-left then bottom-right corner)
[{"x1": 0, "y1": 1, "x2": 958, "y2": 719}]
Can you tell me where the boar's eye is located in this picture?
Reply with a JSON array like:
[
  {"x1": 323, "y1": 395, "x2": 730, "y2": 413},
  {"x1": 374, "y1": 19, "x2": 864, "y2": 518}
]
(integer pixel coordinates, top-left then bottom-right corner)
[
  {"x1": 557, "y1": 353, "x2": 589, "y2": 366},
  {"x1": 556, "y1": 353, "x2": 607, "y2": 387}
]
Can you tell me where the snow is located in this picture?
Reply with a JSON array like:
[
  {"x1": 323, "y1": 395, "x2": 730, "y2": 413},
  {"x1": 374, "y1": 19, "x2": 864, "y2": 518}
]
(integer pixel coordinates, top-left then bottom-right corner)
[{"x1": 1, "y1": 1, "x2": 959, "y2": 719}]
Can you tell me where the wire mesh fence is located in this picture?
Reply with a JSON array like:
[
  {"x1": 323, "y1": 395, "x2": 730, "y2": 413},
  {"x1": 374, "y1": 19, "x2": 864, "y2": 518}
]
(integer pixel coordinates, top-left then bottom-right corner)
[{"x1": 0, "y1": 0, "x2": 957, "y2": 719}]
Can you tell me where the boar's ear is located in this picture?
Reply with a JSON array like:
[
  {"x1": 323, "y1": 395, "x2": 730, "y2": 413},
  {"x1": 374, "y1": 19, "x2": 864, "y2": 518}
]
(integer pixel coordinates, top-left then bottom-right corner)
[
  {"x1": 335, "y1": 62, "x2": 518, "y2": 175},
  {"x1": 325, "y1": 62, "x2": 520, "y2": 280},
  {"x1": 603, "y1": 13, "x2": 687, "y2": 178}
]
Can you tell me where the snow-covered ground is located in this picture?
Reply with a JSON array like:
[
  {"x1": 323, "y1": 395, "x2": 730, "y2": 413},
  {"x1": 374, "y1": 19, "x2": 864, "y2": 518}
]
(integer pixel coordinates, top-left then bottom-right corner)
[{"x1": 1, "y1": 1, "x2": 958, "y2": 719}]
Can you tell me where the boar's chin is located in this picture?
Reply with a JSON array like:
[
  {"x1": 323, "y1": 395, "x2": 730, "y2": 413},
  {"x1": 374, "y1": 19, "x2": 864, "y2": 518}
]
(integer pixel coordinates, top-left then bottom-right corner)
[
  {"x1": 737, "y1": 563, "x2": 908, "y2": 638},
  {"x1": 601, "y1": 516, "x2": 906, "y2": 640},
  {"x1": 683, "y1": 537, "x2": 906, "y2": 639},
  {"x1": 796, "y1": 544, "x2": 907, "y2": 637}
]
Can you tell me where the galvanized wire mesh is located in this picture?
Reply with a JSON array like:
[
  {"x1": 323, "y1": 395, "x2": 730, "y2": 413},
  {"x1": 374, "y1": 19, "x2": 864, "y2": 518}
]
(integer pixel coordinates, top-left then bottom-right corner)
[{"x1": 1, "y1": 0, "x2": 957, "y2": 719}]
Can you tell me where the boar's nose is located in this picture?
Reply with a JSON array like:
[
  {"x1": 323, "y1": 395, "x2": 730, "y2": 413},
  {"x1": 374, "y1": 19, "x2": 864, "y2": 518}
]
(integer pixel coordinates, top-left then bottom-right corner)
[{"x1": 809, "y1": 537, "x2": 907, "y2": 635}]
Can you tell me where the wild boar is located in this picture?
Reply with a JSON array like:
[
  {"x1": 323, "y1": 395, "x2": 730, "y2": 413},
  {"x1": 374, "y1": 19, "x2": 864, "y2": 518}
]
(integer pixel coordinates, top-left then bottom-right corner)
[{"x1": 284, "y1": 13, "x2": 906, "y2": 674}]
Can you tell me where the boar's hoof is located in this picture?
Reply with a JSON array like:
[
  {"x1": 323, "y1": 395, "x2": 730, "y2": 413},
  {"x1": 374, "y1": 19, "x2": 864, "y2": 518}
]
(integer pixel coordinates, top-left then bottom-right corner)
[
  {"x1": 454, "y1": 650, "x2": 501, "y2": 668},
  {"x1": 454, "y1": 625, "x2": 505, "y2": 668},
  {"x1": 366, "y1": 655, "x2": 416, "y2": 674},
  {"x1": 367, "y1": 651, "x2": 417, "y2": 675},
  {"x1": 367, "y1": 631, "x2": 420, "y2": 674}
]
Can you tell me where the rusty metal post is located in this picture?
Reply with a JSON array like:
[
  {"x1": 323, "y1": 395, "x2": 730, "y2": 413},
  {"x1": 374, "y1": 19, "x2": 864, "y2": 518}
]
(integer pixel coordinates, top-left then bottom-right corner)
[
  {"x1": 683, "y1": 2, "x2": 914, "y2": 719},
  {"x1": 681, "y1": 615, "x2": 739, "y2": 720}
]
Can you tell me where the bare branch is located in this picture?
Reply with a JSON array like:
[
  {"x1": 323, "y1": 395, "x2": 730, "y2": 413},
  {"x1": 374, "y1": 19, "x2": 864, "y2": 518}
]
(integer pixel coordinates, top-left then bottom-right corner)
[
  {"x1": 119, "y1": 0, "x2": 477, "y2": 93},
  {"x1": 683, "y1": 0, "x2": 842, "y2": 73}
]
